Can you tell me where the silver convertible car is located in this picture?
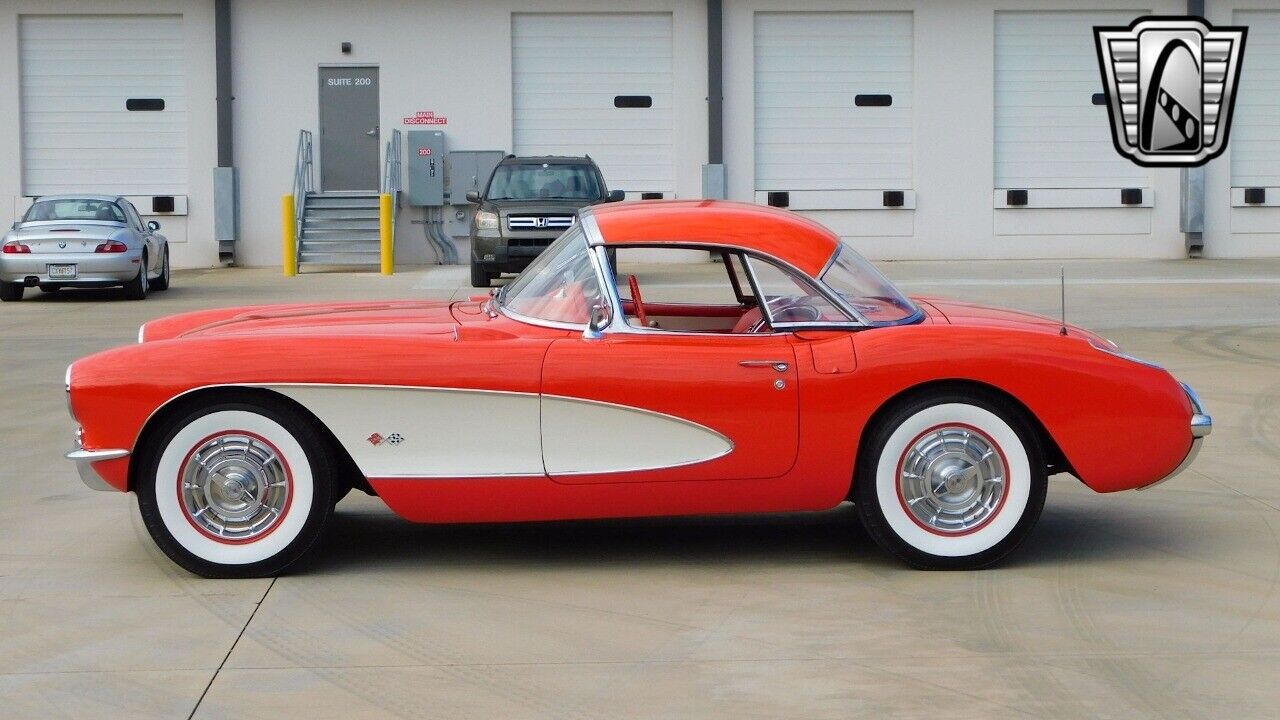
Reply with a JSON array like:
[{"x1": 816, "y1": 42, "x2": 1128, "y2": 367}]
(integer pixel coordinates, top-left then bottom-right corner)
[{"x1": 1, "y1": 195, "x2": 170, "y2": 302}]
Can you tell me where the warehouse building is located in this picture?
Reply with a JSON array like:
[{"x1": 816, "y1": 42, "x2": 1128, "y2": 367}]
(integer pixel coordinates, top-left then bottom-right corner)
[{"x1": 0, "y1": 0, "x2": 1276, "y2": 270}]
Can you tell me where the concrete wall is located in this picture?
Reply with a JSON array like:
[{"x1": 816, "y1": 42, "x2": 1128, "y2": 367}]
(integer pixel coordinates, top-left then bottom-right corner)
[
  {"x1": 0, "y1": 0, "x2": 219, "y2": 269},
  {"x1": 1203, "y1": 0, "x2": 1280, "y2": 258},
  {"x1": 230, "y1": 0, "x2": 708, "y2": 268},
  {"x1": 724, "y1": 0, "x2": 1200, "y2": 260},
  {"x1": 2, "y1": 0, "x2": 1276, "y2": 268}
]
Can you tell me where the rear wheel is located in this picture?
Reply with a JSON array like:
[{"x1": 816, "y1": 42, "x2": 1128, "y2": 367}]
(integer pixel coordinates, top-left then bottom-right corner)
[
  {"x1": 470, "y1": 261, "x2": 492, "y2": 288},
  {"x1": 135, "y1": 397, "x2": 336, "y2": 578},
  {"x1": 855, "y1": 391, "x2": 1047, "y2": 569},
  {"x1": 123, "y1": 252, "x2": 148, "y2": 300},
  {"x1": 0, "y1": 282, "x2": 22, "y2": 302},
  {"x1": 151, "y1": 245, "x2": 170, "y2": 291}
]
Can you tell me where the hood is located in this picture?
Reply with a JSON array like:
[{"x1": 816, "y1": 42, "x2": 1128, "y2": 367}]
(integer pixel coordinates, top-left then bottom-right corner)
[
  {"x1": 7, "y1": 222, "x2": 129, "y2": 253},
  {"x1": 143, "y1": 300, "x2": 461, "y2": 342},
  {"x1": 484, "y1": 198, "x2": 595, "y2": 212},
  {"x1": 913, "y1": 296, "x2": 1111, "y2": 344}
]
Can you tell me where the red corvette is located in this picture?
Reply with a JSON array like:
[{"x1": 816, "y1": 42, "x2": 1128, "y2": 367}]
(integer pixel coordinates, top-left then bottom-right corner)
[{"x1": 66, "y1": 201, "x2": 1210, "y2": 577}]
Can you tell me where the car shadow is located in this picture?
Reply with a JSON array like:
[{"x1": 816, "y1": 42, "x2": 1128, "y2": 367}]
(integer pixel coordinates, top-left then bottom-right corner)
[
  {"x1": 20, "y1": 287, "x2": 190, "y2": 302},
  {"x1": 299, "y1": 498, "x2": 1179, "y2": 575}
]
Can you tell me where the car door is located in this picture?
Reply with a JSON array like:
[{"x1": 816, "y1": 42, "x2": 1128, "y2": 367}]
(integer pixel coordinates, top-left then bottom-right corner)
[{"x1": 540, "y1": 330, "x2": 799, "y2": 484}]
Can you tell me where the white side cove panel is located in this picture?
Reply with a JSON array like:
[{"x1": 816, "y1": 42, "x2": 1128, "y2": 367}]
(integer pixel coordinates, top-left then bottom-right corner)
[
  {"x1": 994, "y1": 10, "x2": 1147, "y2": 191},
  {"x1": 265, "y1": 385, "x2": 544, "y2": 478},
  {"x1": 753, "y1": 12, "x2": 913, "y2": 192},
  {"x1": 512, "y1": 13, "x2": 675, "y2": 195},
  {"x1": 264, "y1": 385, "x2": 732, "y2": 479},
  {"x1": 19, "y1": 15, "x2": 188, "y2": 196},
  {"x1": 541, "y1": 396, "x2": 732, "y2": 476},
  {"x1": 1232, "y1": 11, "x2": 1280, "y2": 189}
]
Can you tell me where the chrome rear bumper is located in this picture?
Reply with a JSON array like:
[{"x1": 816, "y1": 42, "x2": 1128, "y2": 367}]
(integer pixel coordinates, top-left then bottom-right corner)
[
  {"x1": 67, "y1": 448, "x2": 129, "y2": 491},
  {"x1": 1140, "y1": 382, "x2": 1211, "y2": 490}
]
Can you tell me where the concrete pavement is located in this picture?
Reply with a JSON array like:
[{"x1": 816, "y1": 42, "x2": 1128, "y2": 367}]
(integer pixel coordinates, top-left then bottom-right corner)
[{"x1": 1, "y1": 259, "x2": 1278, "y2": 719}]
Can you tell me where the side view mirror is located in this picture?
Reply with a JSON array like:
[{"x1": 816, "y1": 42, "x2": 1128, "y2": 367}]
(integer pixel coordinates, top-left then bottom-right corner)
[
  {"x1": 606, "y1": 190, "x2": 626, "y2": 203},
  {"x1": 146, "y1": 220, "x2": 161, "y2": 231},
  {"x1": 584, "y1": 302, "x2": 612, "y2": 339},
  {"x1": 465, "y1": 190, "x2": 481, "y2": 204}
]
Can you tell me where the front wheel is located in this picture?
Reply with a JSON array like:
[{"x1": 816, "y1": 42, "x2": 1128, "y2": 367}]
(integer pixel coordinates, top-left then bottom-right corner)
[
  {"x1": 855, "y1": 392, "x2": 1047, "y2": 569},
  {"x1": 135, "y1": 397, "x2": 336, "y2": 578}
]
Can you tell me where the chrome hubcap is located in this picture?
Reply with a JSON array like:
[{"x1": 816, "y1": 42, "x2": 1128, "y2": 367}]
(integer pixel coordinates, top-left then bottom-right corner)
[
  {"x1": 899, "y1": 426, "x2": 1007, "y2": 534},
  {"x1": 179, "y1": 433, "x2": 289, "y2": 541}
]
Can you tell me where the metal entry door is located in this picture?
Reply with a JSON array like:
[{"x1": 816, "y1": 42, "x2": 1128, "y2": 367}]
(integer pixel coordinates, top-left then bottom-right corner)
[{"x1": 318, "y1": 66, "x2": 380, "y2": 191}]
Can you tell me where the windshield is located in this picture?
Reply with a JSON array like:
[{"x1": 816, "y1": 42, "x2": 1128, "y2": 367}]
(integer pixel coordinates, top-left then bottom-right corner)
[
  {"x1": 486, "y1": 163, "x2": 603, "y2": 201},
  {"x1": 500, "y1": 227, "x2": 603, "y2": 326},
  {"x1": 819, "y1": 243, "x2": 919, "y2": 324},
  {"x1": 23, "y1": 199, "x2": 125, "y2": 223}
]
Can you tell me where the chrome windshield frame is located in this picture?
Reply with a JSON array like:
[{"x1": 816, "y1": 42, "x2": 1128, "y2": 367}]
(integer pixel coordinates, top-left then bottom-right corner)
[
  {"x1": 818, "y1": 244, "x2": 924, "y2": 327},
  {"x1": 494, "y1": 223, "x2": 610, "y2": 333}
]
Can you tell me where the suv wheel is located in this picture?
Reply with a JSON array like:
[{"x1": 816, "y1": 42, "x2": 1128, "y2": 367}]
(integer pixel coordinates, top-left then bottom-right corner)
[{"x1": 470, "y1": 261, "x2": 492, "y2": 288}]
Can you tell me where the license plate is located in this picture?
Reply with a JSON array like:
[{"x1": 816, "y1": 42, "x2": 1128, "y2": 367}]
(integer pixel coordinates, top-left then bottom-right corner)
[{"x1": 48, "y1": 264, "x2": 77, "y2": 279}]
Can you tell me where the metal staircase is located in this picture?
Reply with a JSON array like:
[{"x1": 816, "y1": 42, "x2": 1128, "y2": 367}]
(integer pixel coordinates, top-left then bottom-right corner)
[
  {"x1": 289, "y1": 129, "x2": 401, "y2": 271},
  {"x1": 298, "y1": 191, "x2": 382, "y2": 265}
]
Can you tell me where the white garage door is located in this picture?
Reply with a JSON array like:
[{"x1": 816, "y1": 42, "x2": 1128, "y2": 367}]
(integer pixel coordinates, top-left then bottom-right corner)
[
  {"x1": 1232, "y1": 10, "x2": 1280, "y2": 189},
  {"x1": 754, "y1": 12, "x2": 913, "y2": 193},
  {"x1": 19, "y1": 15, "x2": 187, "y2": 196},
  {"x1": 512, "y1": 13, "x2": 674, "y2": 197},
  {"x1": 995, "y1": 11, "x2": 1146, "y2": 190}
]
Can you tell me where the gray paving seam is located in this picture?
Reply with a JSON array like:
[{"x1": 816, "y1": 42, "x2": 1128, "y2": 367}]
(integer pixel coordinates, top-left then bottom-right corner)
[{"x1": 186, "y1": 576, "x2": 277, "y2": 720}]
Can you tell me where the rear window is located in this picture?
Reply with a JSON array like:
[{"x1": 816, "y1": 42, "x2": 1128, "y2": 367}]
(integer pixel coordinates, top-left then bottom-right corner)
[
  {"x1": 487, "y1": 163, "x2": 602, "y2": 201},
  {"x1": 24, "y1": 200, "x2": 125, "y2": 223}
]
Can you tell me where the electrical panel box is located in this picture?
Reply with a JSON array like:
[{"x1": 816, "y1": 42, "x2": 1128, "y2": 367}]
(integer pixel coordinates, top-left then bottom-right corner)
[
  {"x1": 447, "y1": 150, "x2": 505, "y2": 204},
  {"x1": 406, "y1": 131, "x2": 447, "y2": 206}
]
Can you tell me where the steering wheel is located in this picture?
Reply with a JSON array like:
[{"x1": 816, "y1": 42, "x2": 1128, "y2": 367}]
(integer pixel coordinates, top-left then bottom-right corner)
[
  {"x1": 628, "y1": 275, "x2": 649, "y2": 327},
  {"x1": 766, "y1": 296, "x2": 822, "y2": 324}
]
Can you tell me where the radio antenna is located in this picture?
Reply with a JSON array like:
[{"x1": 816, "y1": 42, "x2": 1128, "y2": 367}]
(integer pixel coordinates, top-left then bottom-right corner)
[{"x1": 1059, "y1": 267, "x2": 1068, "y2": 336}]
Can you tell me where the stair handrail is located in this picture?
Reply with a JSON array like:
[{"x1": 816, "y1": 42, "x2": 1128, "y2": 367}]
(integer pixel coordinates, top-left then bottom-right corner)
[
  {"x1": 292, "y1": 130, "x2": 314, "y2": 263},
  {"x1": 381, "y1": 128, "x2": 402, "y2": 198}
]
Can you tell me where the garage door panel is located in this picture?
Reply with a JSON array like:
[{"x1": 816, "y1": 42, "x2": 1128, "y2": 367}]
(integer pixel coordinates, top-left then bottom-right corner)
[
  {"x1": 1232, "y1": 11, "x2": 1280, "y2": 188},
  {"x1": 994, "y1": 10, "x2": 1147, "y2": 190},
  {"x1": 754, "y1": 12, "x2": 913, "y2": 192},
  {"x1": 513, "y1": 13, "x2": 674, "y2": 195},
  {"x1": 20, "y1": 15, "x2": 188, "y2": 196}
]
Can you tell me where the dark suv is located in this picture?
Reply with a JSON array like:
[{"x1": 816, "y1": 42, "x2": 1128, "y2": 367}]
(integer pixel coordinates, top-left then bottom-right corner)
[{"x1": 466, "y1": 155, "x2": 623, "y2": 287}]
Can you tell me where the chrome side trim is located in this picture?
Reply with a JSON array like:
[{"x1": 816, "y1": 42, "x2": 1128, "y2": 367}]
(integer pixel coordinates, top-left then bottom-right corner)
[
  {"x1": 66, "y1": 448, "x2": 129, "y2": 492},
  {"x1": 130, "y1": 382, "x2": 737, "y2": 480}
]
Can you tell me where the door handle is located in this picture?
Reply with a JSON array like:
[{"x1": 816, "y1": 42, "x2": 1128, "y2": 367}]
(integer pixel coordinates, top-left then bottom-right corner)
[
  {"x1": 366, "y1": 127, "x2": 379, "y2": 136},
  {"x1": 739, "y1": 360, "x2": 789, "y2": 372}
]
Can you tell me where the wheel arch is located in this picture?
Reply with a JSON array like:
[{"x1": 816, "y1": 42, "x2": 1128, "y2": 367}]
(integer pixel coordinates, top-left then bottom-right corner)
[
  {"x1": 127, "y1": 385, "x2": 370, "y2": 496},
  {"x1": 848, "y1": 378, "x2": 1071, "y2": 500}
]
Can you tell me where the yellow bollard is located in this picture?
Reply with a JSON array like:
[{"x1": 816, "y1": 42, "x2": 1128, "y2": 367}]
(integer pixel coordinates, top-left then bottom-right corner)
[
  {"x1": 281, "y1": 194, "x2": 297, "y2": 277},
  {"x1": 379, "y1": 193, "x2": 394, "y2": 276}
]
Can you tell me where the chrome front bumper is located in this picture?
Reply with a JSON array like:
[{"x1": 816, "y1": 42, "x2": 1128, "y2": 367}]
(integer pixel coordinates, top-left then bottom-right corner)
[
  {"x1": 1140, "y1": 382, "x2": 1212, "y2": 490},
  {"x1": 67, "y1": 447, "x2": 129, "y2": 492}
]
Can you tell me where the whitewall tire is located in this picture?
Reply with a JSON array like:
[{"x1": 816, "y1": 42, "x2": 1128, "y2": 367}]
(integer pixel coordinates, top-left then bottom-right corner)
[
  {"x1": 855, "y1": 391, "x2": 1047, "y2": 569},
  {"x1": 136, "y1": 397, "x2": 335, "y2": 578}
]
